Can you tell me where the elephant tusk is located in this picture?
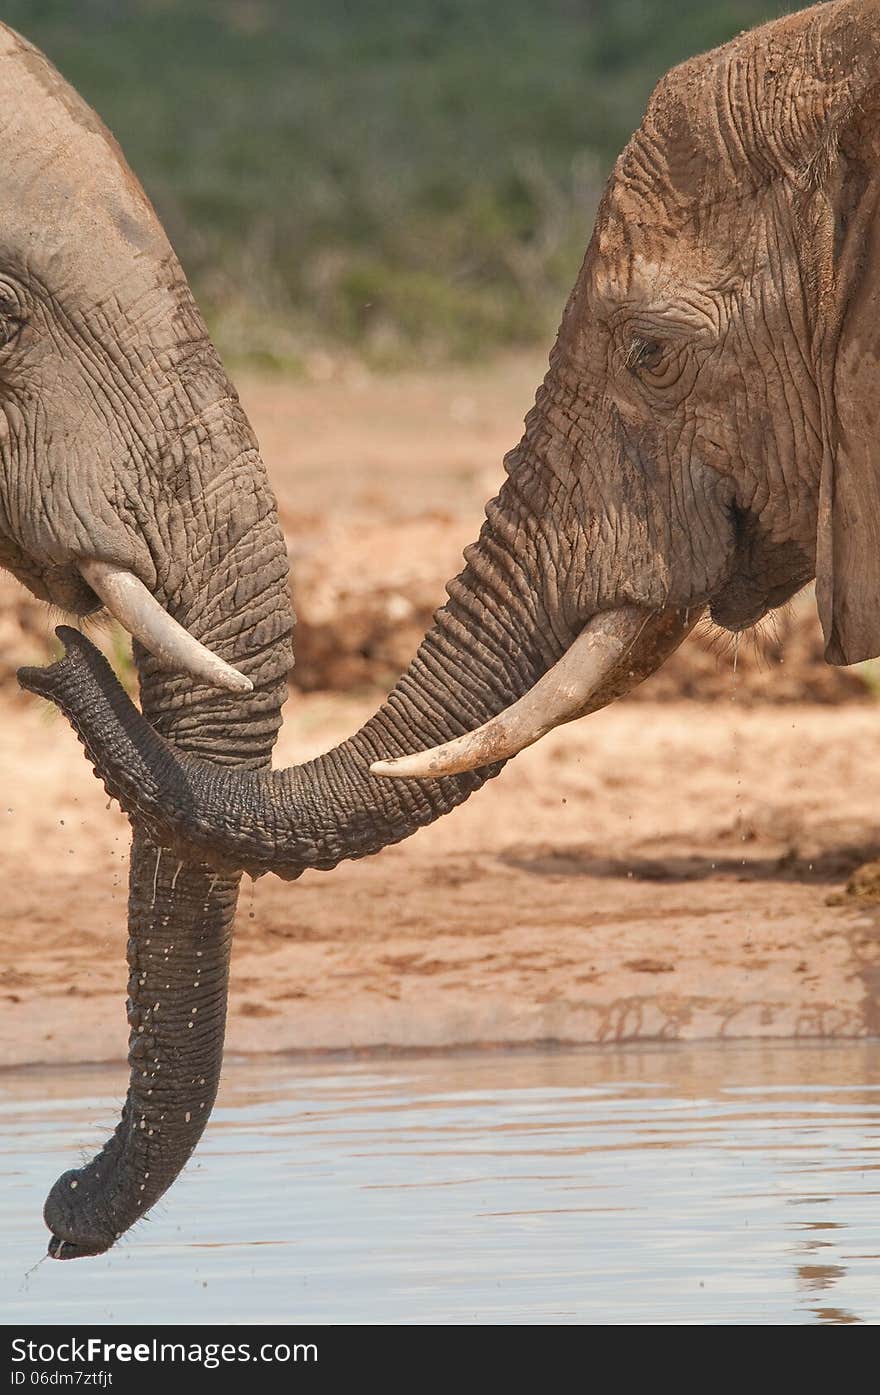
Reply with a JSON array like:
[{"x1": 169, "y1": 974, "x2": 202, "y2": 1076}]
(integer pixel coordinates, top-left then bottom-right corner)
[
  {"x1": 78, "y1": 559, "x2": 253, "y2": 694},
  {"x1": 370, "y1": 604, "x2": 650, "y2": 779}
]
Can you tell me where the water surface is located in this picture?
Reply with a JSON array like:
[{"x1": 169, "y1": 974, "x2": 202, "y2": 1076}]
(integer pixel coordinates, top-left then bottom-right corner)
[{"x1": 2, "y1": 1041, "x2": 879, "y2": 1324}]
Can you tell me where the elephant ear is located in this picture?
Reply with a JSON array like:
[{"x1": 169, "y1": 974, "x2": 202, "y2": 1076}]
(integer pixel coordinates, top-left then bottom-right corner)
[
  {"x1": 815, "y1": 5, "x2": 880, "y2": 665},
  {"x1": 817, "y1": 183, "x2": 880, "y2": 665}
]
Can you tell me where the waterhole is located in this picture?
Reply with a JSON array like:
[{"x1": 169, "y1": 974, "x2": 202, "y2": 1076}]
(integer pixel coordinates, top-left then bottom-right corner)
[{"x1": 2, "y1": 1041, "x2": 879, "y2": 1324}]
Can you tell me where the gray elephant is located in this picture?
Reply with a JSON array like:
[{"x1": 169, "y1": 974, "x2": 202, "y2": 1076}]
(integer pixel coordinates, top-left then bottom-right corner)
[{"x1": 9, "y1": 0, "x2": 880, "y2": 1259}]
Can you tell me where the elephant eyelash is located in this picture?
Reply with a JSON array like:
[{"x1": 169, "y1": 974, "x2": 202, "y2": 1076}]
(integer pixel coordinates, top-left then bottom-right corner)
[{"x1": 624, "y1": 335, "x2": 664, "y2": 372}]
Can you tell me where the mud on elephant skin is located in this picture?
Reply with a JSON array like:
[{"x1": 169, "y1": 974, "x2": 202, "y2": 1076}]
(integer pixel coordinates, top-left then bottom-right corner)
[{"x1": 10, "y1": 0, "x2": 880, "y2": 1257}]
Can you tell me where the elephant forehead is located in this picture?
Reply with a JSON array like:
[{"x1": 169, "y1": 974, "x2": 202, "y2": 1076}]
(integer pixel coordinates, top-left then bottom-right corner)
[
  {"x1": 591, "y1": 235, "x2": 679, "y2": 309},
  {"x1": 627, "y1": 0, "x2": 880, "y2": 202},
  {"x1": 0, "y1": 24, "x2": 177, "y2": 310},
  {"x1": 591, "y1": 188, "x2": 733, "y2": 315}
]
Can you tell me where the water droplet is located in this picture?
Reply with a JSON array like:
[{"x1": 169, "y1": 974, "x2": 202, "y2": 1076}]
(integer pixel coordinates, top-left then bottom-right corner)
[
  {"x1": 151, "y1": 847, "x2": 162, "y2": 910},
  {"x1": 731, "y1": 632, "x2": 740, "y2": 702}
]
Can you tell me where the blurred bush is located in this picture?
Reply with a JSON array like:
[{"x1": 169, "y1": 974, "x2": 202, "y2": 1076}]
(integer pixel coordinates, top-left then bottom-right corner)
[{"x1": 5, "y1": 0, "x2": 783, "y2": 365}]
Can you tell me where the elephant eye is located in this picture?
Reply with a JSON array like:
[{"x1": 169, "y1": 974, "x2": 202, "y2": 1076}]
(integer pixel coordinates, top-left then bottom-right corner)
[
  {"x1": 0, "y1": 284, "x2": 27, "y2": 351},
  {"x1": 625, "y1": 335, "x2": 664, "y2": 373}
]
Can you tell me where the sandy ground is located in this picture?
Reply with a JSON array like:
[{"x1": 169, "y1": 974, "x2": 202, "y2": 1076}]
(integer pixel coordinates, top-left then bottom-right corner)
[{"x1": 2, "y1": 354, "x2": 880, "y2": 1066}]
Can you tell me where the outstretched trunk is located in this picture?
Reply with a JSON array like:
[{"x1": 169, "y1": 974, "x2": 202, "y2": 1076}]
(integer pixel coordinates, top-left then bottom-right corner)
[
  {"x1": 26, "y1": 394, "x2": 696, "y2": 1260},
  {"x1": 40, "y1": 403, "x2": 293, "y2": 1259},
  {"x1": 24, "y1": 471, "x2": 698, "y2": 893},
  {"x1": 4, "y1": 9, "x2": 698, "y2": 1266}
]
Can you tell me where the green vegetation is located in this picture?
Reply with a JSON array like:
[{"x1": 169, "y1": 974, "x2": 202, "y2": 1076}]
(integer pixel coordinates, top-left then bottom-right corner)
[{"x1": 3, "y1": 0, "x2": 789, "y2": 366}]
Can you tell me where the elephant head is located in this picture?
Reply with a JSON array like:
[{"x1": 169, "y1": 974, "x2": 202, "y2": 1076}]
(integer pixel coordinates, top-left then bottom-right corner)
[
  {"x1": 14, "y1": 0, "x2": 880, "y2": 1256},
  {"x1": 0, "y1": 24, "x2": 296, "y2": 1258}
]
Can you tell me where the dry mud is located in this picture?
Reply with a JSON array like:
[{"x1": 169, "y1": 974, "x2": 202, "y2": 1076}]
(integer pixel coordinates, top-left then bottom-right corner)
[{"x1": 2, "y1": 356, "x2": 879, "y2": 1065}]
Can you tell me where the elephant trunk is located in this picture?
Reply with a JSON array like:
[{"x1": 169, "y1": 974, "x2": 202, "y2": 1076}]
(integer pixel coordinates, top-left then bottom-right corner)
[
  {"x1": 41, "y1": 411, "x2": 293, "y2": 1258},
  {"x1": 21, "y1": 460, "x2": 698, "y2": 890},
  {"x1": 23, "y1": 401, "x2": 701, "y2": 1260},
  {"x1": 43, "y1": 849, "x2": 238, "y2": 1258}
]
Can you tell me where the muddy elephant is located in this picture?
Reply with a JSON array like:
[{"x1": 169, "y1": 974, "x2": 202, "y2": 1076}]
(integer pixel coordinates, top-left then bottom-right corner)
[{"x1": 10, "y1": 0, "x2": 880, "y2": 1258}]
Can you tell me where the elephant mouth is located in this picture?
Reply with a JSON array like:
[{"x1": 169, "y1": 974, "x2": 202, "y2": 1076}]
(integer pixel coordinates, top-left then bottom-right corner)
[
  {"x1": 710, "y1": 569, "x2": 812, "y2": 635},
  {"x1": 709, "y1": 588, "x2": 769, "y2": 633},
  {"x1": 711, "y1": 524, "x2": 814, "y2": 634},
  {"x1": 11, "y1": 562, "x2": 98, "y2": 616}
]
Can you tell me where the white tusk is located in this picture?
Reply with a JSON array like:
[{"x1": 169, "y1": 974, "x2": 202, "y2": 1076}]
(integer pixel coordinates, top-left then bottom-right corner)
[
  {"x1": 370, "y1": 606, "x2": 646, "y2": 779},
  {"x1": 78, "y1": 559, "x2": 253, "y2": 694},
  {"x1": 369, "y1": 605, "x2": 695, "y2": 780}
]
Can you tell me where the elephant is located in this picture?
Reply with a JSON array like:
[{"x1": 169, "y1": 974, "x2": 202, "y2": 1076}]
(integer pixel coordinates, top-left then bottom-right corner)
[{"x1": 8, "y1": 0, "x2": 880, "y2": 1259}]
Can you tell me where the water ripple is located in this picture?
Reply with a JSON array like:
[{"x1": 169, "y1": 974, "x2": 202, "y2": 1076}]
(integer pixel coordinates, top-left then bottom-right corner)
[{"x1": 2, "y1": 1040, "x2": 879, "y2": 1324}]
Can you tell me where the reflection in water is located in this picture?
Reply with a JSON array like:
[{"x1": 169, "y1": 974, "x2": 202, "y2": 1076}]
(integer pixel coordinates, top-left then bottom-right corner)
[
  {"x1": 1, "y1": 1040, "x2": 879, "y2": 1324},
  {"x1": 795, "y1": 1226, "x2": 862, "y2": 1323},
  {"x1": 797, "y1": 1264, "x2": 846, "y2": 1290},
  {"x1": 811, "y1": 1308, "x2": 863, "y2": 1325}
]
